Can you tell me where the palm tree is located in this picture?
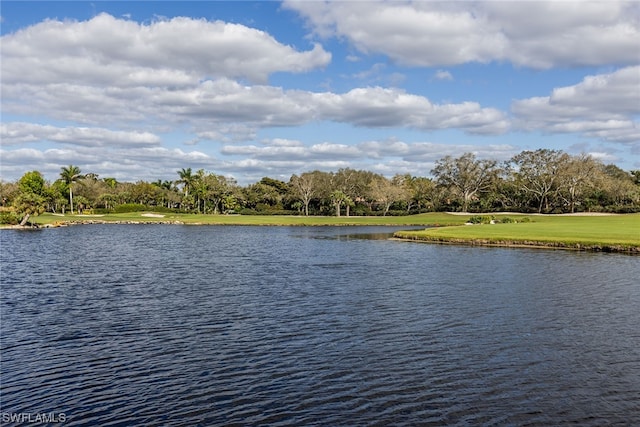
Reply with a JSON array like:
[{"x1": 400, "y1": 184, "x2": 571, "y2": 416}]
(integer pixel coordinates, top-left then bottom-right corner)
[
  {"x1": 330, "y1": 190, "x2": 351, "y2": 217},
  {"x1": 103, "y1": 177, "x2": 118, "y2": 189},
  {"x1": 60, "y1": 165, "x2": 83, "y2": 214},
  {"x1": 177, "y1": 168, "x2": 194, "y2": 196},
  {"x1": 177, "y1": 168, "x2": 196, "y2": 212}
]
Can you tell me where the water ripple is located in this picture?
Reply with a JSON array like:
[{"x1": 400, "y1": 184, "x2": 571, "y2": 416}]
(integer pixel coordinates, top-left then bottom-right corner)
[{"x1": 1, "y1": 226, "x2": 639, "y2": 426}]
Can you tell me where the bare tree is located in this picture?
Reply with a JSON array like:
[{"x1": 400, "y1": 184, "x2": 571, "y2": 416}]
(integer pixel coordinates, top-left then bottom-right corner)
[
  {"x1": 290, "y1": 172, "x2": 318, "y2": 216},
  {"x1": 371, "y1": 175, "x2": 410, "y2": 216},
  {"x1": 509, "y1": 149, "x2": 570, "y2": 213},
  {"x1": 432, "y1": 153, "x2": 497, "y2": 212}
]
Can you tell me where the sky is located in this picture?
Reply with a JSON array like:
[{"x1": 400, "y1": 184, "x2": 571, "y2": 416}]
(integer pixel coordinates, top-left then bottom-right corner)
[{"x1": 1, "y1": 1, "x2": 639, "y2": 185}]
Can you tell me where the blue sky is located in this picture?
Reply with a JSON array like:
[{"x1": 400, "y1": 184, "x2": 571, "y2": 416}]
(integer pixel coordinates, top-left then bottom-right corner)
[{"x1": 1, "y1": 1, "x2": 639, "y2": 185}]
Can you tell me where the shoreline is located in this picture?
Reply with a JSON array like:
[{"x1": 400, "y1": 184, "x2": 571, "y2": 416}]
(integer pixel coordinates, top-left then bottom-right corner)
[
  {"x1": 392, "y1": 234, "x2": 640, "y2": 254},
  {"x1": 4, "y1": 213, "x2": 639, "y2": 254},
  {"x1": 1, "y1": 219, "x2": 436, "y2": 228}
]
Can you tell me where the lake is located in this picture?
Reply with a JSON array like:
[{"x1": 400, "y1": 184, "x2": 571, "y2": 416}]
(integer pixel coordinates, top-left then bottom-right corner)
[{"x1": 1, "y1": 225, "x2": 639, "y2": 426}]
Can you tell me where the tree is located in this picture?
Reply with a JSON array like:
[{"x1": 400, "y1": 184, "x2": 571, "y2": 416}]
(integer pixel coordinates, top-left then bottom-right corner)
[
  {"x1": 559, "y1": 154, "x2": 601, "y2": 213},
  {"x1": 18, "y1": 170, "x2": 46, "y2": 195},
  {"x1": 371, "y1": 175, "x2": 409, "y2": 216},
  {"x1": 177, "y1": 167, "x2": 195, "y2": 197},
  {"x1": 13, "y1": 193, "x2": 46, "y2": 226},
  {"x1": 0, "y1": 181, "x2": 19, "y2": 207},
  {"x1": 201, "y1": 173, "x2": 231, "y2": 214},
  {"x1": 400, "y1": 175, "x2": 436, "y2": 212},
  {"x1": 330, "y1": 190, "x2": 351, "y2": 217},
  {"x1": 432, "y1": 153, "x2": 497, "y2": 212},
  {"x1": 243, "y1": 177, "x2": 290, "y2": 212},
  {"x1": 597, "y1": 164, "x2": 639, "y2": 210},
  {"x1": 130, "y1": 181, "x2": 158, "y2": 206},
  {"x1": 103, "y1": 177, "x2": 119, "y2": 189},
  {"x1": 331, "y1": 168, "x2": 376, "y2": 216},
  {"x1": 290, "y1": 172, "x2": 318, "y2": 216},
  {"x1": 14, "y1": 171, "x2": 47, "y2": 225},
  {"x1": 60, "y1": 165, "x2": 83, "y2": 214},
  {"x1": 509, "y1": 149, "x2": 570, "y2": 213}
]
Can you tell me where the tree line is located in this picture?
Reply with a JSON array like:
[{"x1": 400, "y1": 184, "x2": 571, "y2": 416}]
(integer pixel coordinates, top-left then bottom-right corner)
[{"x1": 2, "y1": 149, "x2": 639, "y2": 225}]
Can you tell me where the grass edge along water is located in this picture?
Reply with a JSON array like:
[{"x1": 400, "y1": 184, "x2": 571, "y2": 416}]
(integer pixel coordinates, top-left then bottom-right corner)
[
  {"x1": 6, "y1": 211, "x2": 640, "y2": 253},
  {"x1": 393, "y1": 213, "x2": 640, "y2": 253}
]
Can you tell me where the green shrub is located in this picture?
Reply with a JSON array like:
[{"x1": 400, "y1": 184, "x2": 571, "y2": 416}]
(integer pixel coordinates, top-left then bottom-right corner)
[
  {"x1": 520, "y1": 217, "x2": 532, "y2": 223},
  {"x1": 499, "y1": 217, "x2": 516, "y2": 223},
  {"x1": 468, "y1": 215, "x2": 494, "y2": 224},
  {"x1": 0, "y1": 210, "x2": 20, "y2": 225}
]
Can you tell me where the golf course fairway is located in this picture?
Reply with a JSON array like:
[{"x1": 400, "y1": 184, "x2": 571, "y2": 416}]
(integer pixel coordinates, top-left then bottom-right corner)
[{"x1": 393, "y1": 213, "x2": 640, "y2": 253}]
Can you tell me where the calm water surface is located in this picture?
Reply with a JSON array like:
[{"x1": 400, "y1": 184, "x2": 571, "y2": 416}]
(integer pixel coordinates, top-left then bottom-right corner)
[{"x1": 1, "y1": 225, "x2": 639, "y2": 426}]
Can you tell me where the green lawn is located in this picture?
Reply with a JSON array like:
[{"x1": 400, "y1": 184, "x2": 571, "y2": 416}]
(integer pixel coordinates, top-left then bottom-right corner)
[
  {"x1": 31, "y1": 211, "x2": 467, "y2": 227},
  {"x1": 394, "y1": 214, "x2": 640, "y2": 252}
]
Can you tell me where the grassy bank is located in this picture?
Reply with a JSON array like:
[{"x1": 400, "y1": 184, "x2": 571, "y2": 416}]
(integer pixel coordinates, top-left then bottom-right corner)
[
  {"x1": 394, "y1": 213, "x2": 640, "y2": 253},
  {"x1": 25, "y1": 211, "x2": 467, "y2": 227},
  {"x1": 9, "y1": 212, "x2": 639, "y2": 253}
]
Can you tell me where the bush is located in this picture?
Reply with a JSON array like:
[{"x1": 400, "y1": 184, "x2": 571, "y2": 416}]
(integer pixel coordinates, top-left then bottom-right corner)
[
  {"x1": 468, "y1": 215, "x2": 494, "y2": 224},
  {"x1": 499, "y1": 217, "x2": 516, "y2": 223},
  {"x1": 0, "y1": 210, "x2": 20, "y2": 225},
  {"x1": 94, "y1": 208, "x2": 115, "y2": 214}
]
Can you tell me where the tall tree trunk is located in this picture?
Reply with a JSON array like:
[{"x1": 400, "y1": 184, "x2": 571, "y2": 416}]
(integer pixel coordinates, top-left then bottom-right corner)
[
  {"x1": 538, "y1": 196, "x2": 544, "y2": 213},
  {"x1": 69, "y1": 187, "x2": 74, "y2": 214},
  {"x1": 19, "y1": 213, "x2": 30, "y2": 226}
]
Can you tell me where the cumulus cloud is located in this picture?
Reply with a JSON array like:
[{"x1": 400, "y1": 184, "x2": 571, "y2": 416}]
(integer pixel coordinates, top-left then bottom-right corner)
[
  {"x1": 0, "y1": 13, "x2": 331, "y2": 85},
  {"x1": 433, "y1": 70, "x2": 453, "y2": 81},
  {"x1": 0, "y1": 145, "x2": 217, "y2": 183},
  {"x1": 2, "y1": 78, "x2": 509, "y2": 137},
  {"x1": 0, "y1": 122, "x2": 160, "y2": 147},
  {"x1": 284, "y1": 0, "x2": 640, "y2": 68},
  {"x1": 1, "y1": 5, "x2": 636, "y2": 183},
  {"x1": 0, "y1": 11, "x2": 510, "y2": 153},
  {"x1": 220, "y1": 138, "x2": 518, "y2": 174},
  {"x1": 313, "y1": 87, "x2": 509, "y2": 134},
  {"x1": 512, "y1": 66, "x2": 640, "y2": 143}
]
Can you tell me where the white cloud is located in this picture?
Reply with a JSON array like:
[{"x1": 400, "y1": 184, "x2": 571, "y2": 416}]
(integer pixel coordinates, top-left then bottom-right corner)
[
  {"x1": 433, "y1": 70, "x2": 453, "y2": 81},
  {"x1": 512, "y1": 66, "x2": 640, "y2": 143},
  {"x1": 314, "y1": 87, "x2": 509, "y2": 134},
  {"x1": 1, "y1": 5, "x2": 636, "y2": 183},
  {"x1": 0, "y1": 122, "x2": 160, "y2": 147},
  {"x1": 0, "y1": 13, "x2": 331, "y2": 85},
  {"x1": 0, "y1": 11, "x2": 511, "y2": 159},
  {"x1": 2, "y1": 77, "x2": 509, "y2": 138},
  {"x1": 284, "y1": 0, "x2": 640, "y2": 68},
  {"x1": 0, "y1": 146, "x2": 217, "y2": 183},
  {"x1": 261, "y1": 138, "x2": 305, "y2": 148},
  {"x1": 218, "y1": 138, "x2": 518, "y2": 179}
]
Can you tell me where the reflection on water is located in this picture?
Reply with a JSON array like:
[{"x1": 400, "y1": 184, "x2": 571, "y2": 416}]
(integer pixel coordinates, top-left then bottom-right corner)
[{"x1": 1, "y1": 225, "x2": 639, "y2": 426}]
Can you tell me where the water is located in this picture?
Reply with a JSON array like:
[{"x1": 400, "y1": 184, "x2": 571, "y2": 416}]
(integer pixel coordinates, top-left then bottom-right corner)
[{"x1": 1, "y1": 225, "x2": 639, "y2": 426}]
